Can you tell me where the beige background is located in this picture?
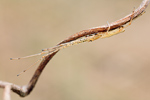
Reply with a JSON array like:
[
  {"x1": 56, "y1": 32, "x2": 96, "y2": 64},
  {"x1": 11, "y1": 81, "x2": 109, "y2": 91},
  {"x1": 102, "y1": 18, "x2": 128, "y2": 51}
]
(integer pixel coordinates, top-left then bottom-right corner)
[{"x1": 0, "y1": 0, "x2": 150, "y2": 100}]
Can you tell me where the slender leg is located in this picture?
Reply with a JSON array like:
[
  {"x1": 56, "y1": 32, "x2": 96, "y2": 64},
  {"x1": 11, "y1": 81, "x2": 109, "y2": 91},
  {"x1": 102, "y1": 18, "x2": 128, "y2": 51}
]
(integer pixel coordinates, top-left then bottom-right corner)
[
  {"x1": 10, "y1": 51, "x2": 49, "y2": 60},
  {"x1": 129, "y1": 7, "x2": 135, "y2": 25},
  {"x1": 101, "y1": 21, "x2": 111, "y2": 38},
  {"x1": 106, "y1": 21, "x2": 111, "y2": 32},
  {"x1": 124, "y1": 7, "x2": 135, "y2": 28},
  {"x1": 17, "y1": 49, "x2": 59, "y2": 76}
]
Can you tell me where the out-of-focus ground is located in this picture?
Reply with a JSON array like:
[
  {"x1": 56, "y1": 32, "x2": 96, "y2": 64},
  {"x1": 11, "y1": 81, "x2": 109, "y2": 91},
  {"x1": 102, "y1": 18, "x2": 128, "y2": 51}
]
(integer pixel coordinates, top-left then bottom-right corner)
[{"x1": 0, "y1": 0, "x2": 150, "y2": 100}]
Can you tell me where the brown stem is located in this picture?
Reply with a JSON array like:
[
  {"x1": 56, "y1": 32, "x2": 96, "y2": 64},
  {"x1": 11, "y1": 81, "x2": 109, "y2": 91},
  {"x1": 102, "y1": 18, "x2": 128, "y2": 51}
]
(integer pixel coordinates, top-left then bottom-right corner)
[
  {"x1": 0, "y1": 0, "x2": 149, "y2": 98},
  {"x1": 59, "y1": 0, "x2": 150, "y2": 44}
]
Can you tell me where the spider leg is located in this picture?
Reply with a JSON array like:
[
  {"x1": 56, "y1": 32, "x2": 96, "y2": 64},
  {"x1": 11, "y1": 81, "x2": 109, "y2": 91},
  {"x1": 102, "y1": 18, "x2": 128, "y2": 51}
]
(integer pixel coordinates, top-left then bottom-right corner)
[
  {"x1": 101, "y1": 21, "x2": 111, "y2": 38},
  {"x1": 124, "y1": 7, "x2": 135, "y2": 28},
  {"x1": 10, "y1": 51, "x2": 48, "y2": 60},
  {"x1": 17, "y1": 49, "x2": 59, "y2": 76}
]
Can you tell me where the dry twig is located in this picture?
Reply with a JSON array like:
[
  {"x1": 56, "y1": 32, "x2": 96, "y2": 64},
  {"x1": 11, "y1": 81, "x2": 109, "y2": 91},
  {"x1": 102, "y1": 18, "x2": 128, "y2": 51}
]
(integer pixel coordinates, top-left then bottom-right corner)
[
  {"x1": 3, "y1": 85, "x2": 11, "y2": 100},
  {"x1": 0, "y1": 0, "x2": 149, "y2": 99}
]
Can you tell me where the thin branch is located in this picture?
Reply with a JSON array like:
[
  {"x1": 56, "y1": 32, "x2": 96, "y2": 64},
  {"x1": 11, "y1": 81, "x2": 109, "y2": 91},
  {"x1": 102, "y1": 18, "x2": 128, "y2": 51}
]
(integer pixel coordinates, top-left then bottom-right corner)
[
  {"x1": 0, "y1": 0, "x2": 149, "y2": 98},
  {"x1": 60, "y1": 0, "x2": 149, "y2": 44},
  {"x1": 3, "y1": 85, "x2": 11, "y2": 100}
]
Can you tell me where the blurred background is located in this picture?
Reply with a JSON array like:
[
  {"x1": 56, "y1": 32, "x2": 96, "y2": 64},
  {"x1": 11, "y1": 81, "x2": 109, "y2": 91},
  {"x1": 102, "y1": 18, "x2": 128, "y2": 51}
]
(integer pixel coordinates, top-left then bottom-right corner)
[{"x1": 0, "y1": 0, "x2": 150, "y2": 100}]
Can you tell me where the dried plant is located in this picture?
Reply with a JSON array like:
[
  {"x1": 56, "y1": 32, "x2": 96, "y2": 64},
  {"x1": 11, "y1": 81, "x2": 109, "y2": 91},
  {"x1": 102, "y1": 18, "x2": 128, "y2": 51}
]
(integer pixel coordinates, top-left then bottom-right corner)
[{"x1": 0, "y1": 0, "x2": 149, "y2": 99}]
